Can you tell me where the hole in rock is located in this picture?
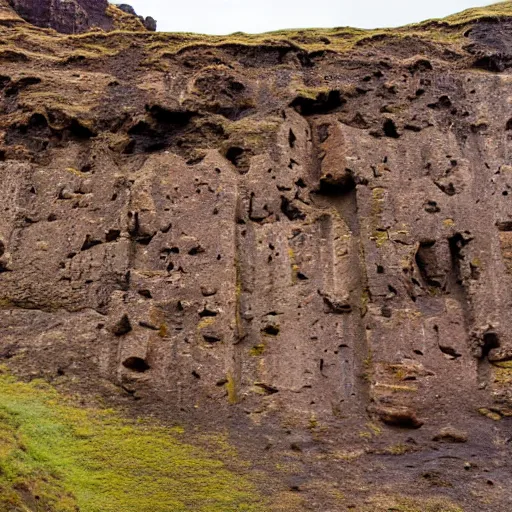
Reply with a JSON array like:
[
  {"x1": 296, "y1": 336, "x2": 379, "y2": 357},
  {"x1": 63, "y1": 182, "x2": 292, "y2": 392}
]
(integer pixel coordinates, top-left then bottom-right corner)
[
  {"x1": 318, "y1": 170, "x2": 356, "y2": 196},
  {"x1": 122, "y1": 357, "x2": 150, "y2": 373},
  {"x1": 105, "y1": 229, "x2": 121, "y2": 242},
  {"x1": 68, "y1": 119, "x2": 95, "y2": 140},
  {"x1": 472, "y1": 55, "x2": 504, "y2": 73},
  {"x1": 281, "y1": 197, "x2": 306, "y2": 221},
  {"x1": 496, "y1": 221, "x2": 512, "y2": 232},
  {"x1": 290, "y1": 90, "x2": 344, "y2": 116},
  {"x1": 199, "y1": 308, "x2": 218, "y2": 318},
  {"x1": 288, "y1": 129, "x2": 296, "y2": 148},
  {"x1": 225, "y1": 147, "x2": 243, "y2": 165},
  {"x1": 263, "y1": 325, "x2": 280, "y2": 336},
  {"x1": 203, "y1": 334, "x2": 221, "y2": 343},
  {"x1": 188, "y1": 245, "x2": 205, "y2": 256},
  {"x1": 383, "y1": 119, "x2": 400, "y2": 138},
  {"x1": 113, "y1": 315, "x2": 132, "y2": 336},
  {"x1": 482, "y1": 332, "x2": 500, "y2": 359},
  {"x1": 136, "y1": 233, "x2": 154, "y2": 246},
  {"x1": 415, "y1": 241, "x2": 443, "y2": 288}
]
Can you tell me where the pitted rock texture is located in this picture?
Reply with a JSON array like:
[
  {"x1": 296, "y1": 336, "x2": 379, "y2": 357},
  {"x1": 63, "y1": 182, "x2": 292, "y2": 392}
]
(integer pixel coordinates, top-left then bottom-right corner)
[{"x1": 0, "y1": 3, "x2": 511, "y2": 511}]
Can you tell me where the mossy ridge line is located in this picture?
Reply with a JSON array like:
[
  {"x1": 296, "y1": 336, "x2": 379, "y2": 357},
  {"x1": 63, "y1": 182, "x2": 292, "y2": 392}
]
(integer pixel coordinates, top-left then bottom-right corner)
[
  {"x1": 0, "y1": 372, "x2": 263, "y2": 512},
  {"x1": 1, "y1": 2, "x2": 511, "y2": 65}
]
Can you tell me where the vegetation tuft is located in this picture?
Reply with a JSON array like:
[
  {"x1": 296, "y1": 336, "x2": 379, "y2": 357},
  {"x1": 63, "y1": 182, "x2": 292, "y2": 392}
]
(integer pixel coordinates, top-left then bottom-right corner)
[{"x1": 0, "y1": 371, "x2": 262, "y2": 512}]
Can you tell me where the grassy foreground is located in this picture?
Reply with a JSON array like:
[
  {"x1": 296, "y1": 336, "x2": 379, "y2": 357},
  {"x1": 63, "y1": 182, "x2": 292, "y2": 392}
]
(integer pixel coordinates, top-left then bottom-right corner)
[{"x1": 0, "y1": 371, "x2": 262, "y2": 512}]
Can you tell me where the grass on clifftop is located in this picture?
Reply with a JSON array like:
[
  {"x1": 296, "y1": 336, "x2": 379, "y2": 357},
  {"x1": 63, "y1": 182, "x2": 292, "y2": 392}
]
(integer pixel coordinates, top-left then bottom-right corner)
[
  {"x1": 3, "y1": 2, "x2": 512, "y2": 66},
  {"x1": 0, "y1": 370, "x2": 262, "y2": 512}
]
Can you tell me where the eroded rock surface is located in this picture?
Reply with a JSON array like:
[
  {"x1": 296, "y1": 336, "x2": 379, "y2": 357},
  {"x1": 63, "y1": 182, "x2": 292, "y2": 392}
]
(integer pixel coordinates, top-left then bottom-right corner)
[
  {"x1": 0, "y1": 3, "x2": 511, "y2": 511},
  {"x1": 5, "y1": 0, "x2": 155, "y2": 33}
]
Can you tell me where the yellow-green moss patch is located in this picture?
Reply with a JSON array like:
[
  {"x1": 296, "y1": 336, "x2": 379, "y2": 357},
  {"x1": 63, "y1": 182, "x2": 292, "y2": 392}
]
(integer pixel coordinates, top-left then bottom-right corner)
[{"x1": 0, "y1": 372, "x2": 262, "y2": 511}]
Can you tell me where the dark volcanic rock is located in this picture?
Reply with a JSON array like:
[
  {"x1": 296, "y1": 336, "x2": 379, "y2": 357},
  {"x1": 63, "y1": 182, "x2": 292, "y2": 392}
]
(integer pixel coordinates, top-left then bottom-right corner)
[
  {"x1": 7, "y1": 0, "x2": 156, "y2": 33},
  {"x1": 0, "y1": 3, "x2": 511, "y2": 511},
  {"x1": 117, "y1": 3, "x2": 157, "y2": 31},
  {"x1": 8, "y1": 0, "x2": 111, "y2": 33}
]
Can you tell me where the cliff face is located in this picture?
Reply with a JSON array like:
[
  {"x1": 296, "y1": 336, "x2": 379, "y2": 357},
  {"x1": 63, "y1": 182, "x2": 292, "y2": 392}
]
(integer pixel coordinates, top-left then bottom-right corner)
[{"x1": 0, "y1": 2, "x2": 511, "y2": 511}]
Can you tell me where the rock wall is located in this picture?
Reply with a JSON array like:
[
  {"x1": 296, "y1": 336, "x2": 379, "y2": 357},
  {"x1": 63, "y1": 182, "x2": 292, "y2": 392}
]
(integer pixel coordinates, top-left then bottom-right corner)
[
  {"x1": 5, "y1": 0, "x2": 155, "y2": 33},
  {"x1": 0, "y1": 5, "x2": 511, "y2": 509}
]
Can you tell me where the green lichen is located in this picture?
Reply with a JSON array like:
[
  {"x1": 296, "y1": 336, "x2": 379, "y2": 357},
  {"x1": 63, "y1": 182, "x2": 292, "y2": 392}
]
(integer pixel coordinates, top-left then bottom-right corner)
[
  {"x1": 158, "y1": 323, "x2": 168, "y2": 338},
  {"x1": 372, "y1": 230, "x2": 388, "y2": 248},
  {"x1": 197, "y1": 317, "x2": 216, "y2": 330},
  {"x1": 250, "y1": 344, "x2": 265, "y2": 357},
  {"x1": 226, "y1": 373, "x2": 239, "y2": 405},
  {"x1": 478, "y1": 408, "x2": 502, "y2": 421},
  {"x1": 493, "y1": 365, "x2": 512, "y2": 387},
  {"x1": 0, "y1": 372, "x2": 262, "y2": 512}
]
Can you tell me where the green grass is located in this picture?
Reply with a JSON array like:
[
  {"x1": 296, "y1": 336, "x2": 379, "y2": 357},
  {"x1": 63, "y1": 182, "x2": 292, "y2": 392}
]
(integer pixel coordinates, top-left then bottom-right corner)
[
  {"x1": 0, "y1": 371, "x2": 263, "y2": 512},
  {"x1": 2, "y1": 2, "x2": 512, "y2": 68}
]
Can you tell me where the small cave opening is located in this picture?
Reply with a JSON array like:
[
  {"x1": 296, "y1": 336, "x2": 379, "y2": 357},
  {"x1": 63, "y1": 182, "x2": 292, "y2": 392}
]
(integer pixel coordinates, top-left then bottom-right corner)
[
  {"x1": 318, "y1": 170, "x2": 356, "y2": 197},
  {"x1": 262, "y1": 325, "x2": 280, "y2": 336},
  {"x1": 147, "y1": 105, "x2": 194, "y2": 126},
  {"x1": 122, "y1": 357, "x2": 150, "y2": 373},
  {"x1": 105, "y1": 229, "x2": 121, "y2": 243},
  {"x1": 225, "y1": 146, "x2": 245, "y2": 167},
  {"x1": 290, "y1": 89, "x2": 345, "y2": 116},
  {"x1": 383, "y1": 119, "x2": 400, "y2": 138},
  {"x1": 415, "y1": 240, "x2": 443, "y2": 288},
  {"x1": 188, "y1": 245, "x2": 205, "y2": 256},
  {"x1": 0, "y1": 75, "x2": 10, "y2": 90},
  {"x1": 472, "y1": 55, "x2": 504, "y2": 73},
  {"x1": 288, "y1": 129, "x2": 297, "y2": 148},
  {"x1": 448, "y1": 233, "x2": 467, "y2": 279},
  {"x1": 67, "y1": 119, "x2": 95, "y2": 140},
  {"x1": 481, "y1": 332, "x2": 500, "y2": 359},
  {"x1": 281, "y1": 197, "x2": 306, "y2": 221},
  {"x1": 199, "y1": 308, "x2": 218, "y2": 318}
]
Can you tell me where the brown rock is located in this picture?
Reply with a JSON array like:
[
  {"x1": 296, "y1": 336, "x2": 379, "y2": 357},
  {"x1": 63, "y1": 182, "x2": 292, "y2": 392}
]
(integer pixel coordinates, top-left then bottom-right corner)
[
  {"x1": 369, "y1": 405, "x2": 424, "y2": 429},
  {"x1": 433, "y1": 427, "x2": 469, "y2": 443}
]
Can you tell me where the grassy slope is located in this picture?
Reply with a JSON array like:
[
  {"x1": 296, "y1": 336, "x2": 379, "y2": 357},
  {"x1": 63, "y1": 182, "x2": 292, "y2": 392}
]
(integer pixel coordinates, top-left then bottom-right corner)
[
  {"x1": 1, "y1": 2, "x2": 512, "y2": 66},
  {"x1": 0, "y1": 371, "x2": 263, "y2": 512}
]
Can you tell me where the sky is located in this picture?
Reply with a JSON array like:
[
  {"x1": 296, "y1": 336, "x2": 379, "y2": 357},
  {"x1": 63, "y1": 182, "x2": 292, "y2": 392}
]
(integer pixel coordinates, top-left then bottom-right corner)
[{"x1": 119, "y1": 0, "x2": 496, "y2": 35}]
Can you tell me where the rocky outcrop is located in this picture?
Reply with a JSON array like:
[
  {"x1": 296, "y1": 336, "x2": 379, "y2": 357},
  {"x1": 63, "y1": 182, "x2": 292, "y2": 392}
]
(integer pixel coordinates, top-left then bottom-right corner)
[
  {"x1": 6, "y1": 0, "x2": 155, "y2": 33},
  {"x1": 117, "y1": 3, "x2": 156, "y2": 31},
  {"x1": 0, "y1": 3, "x2": 511, "y2": 511}
]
